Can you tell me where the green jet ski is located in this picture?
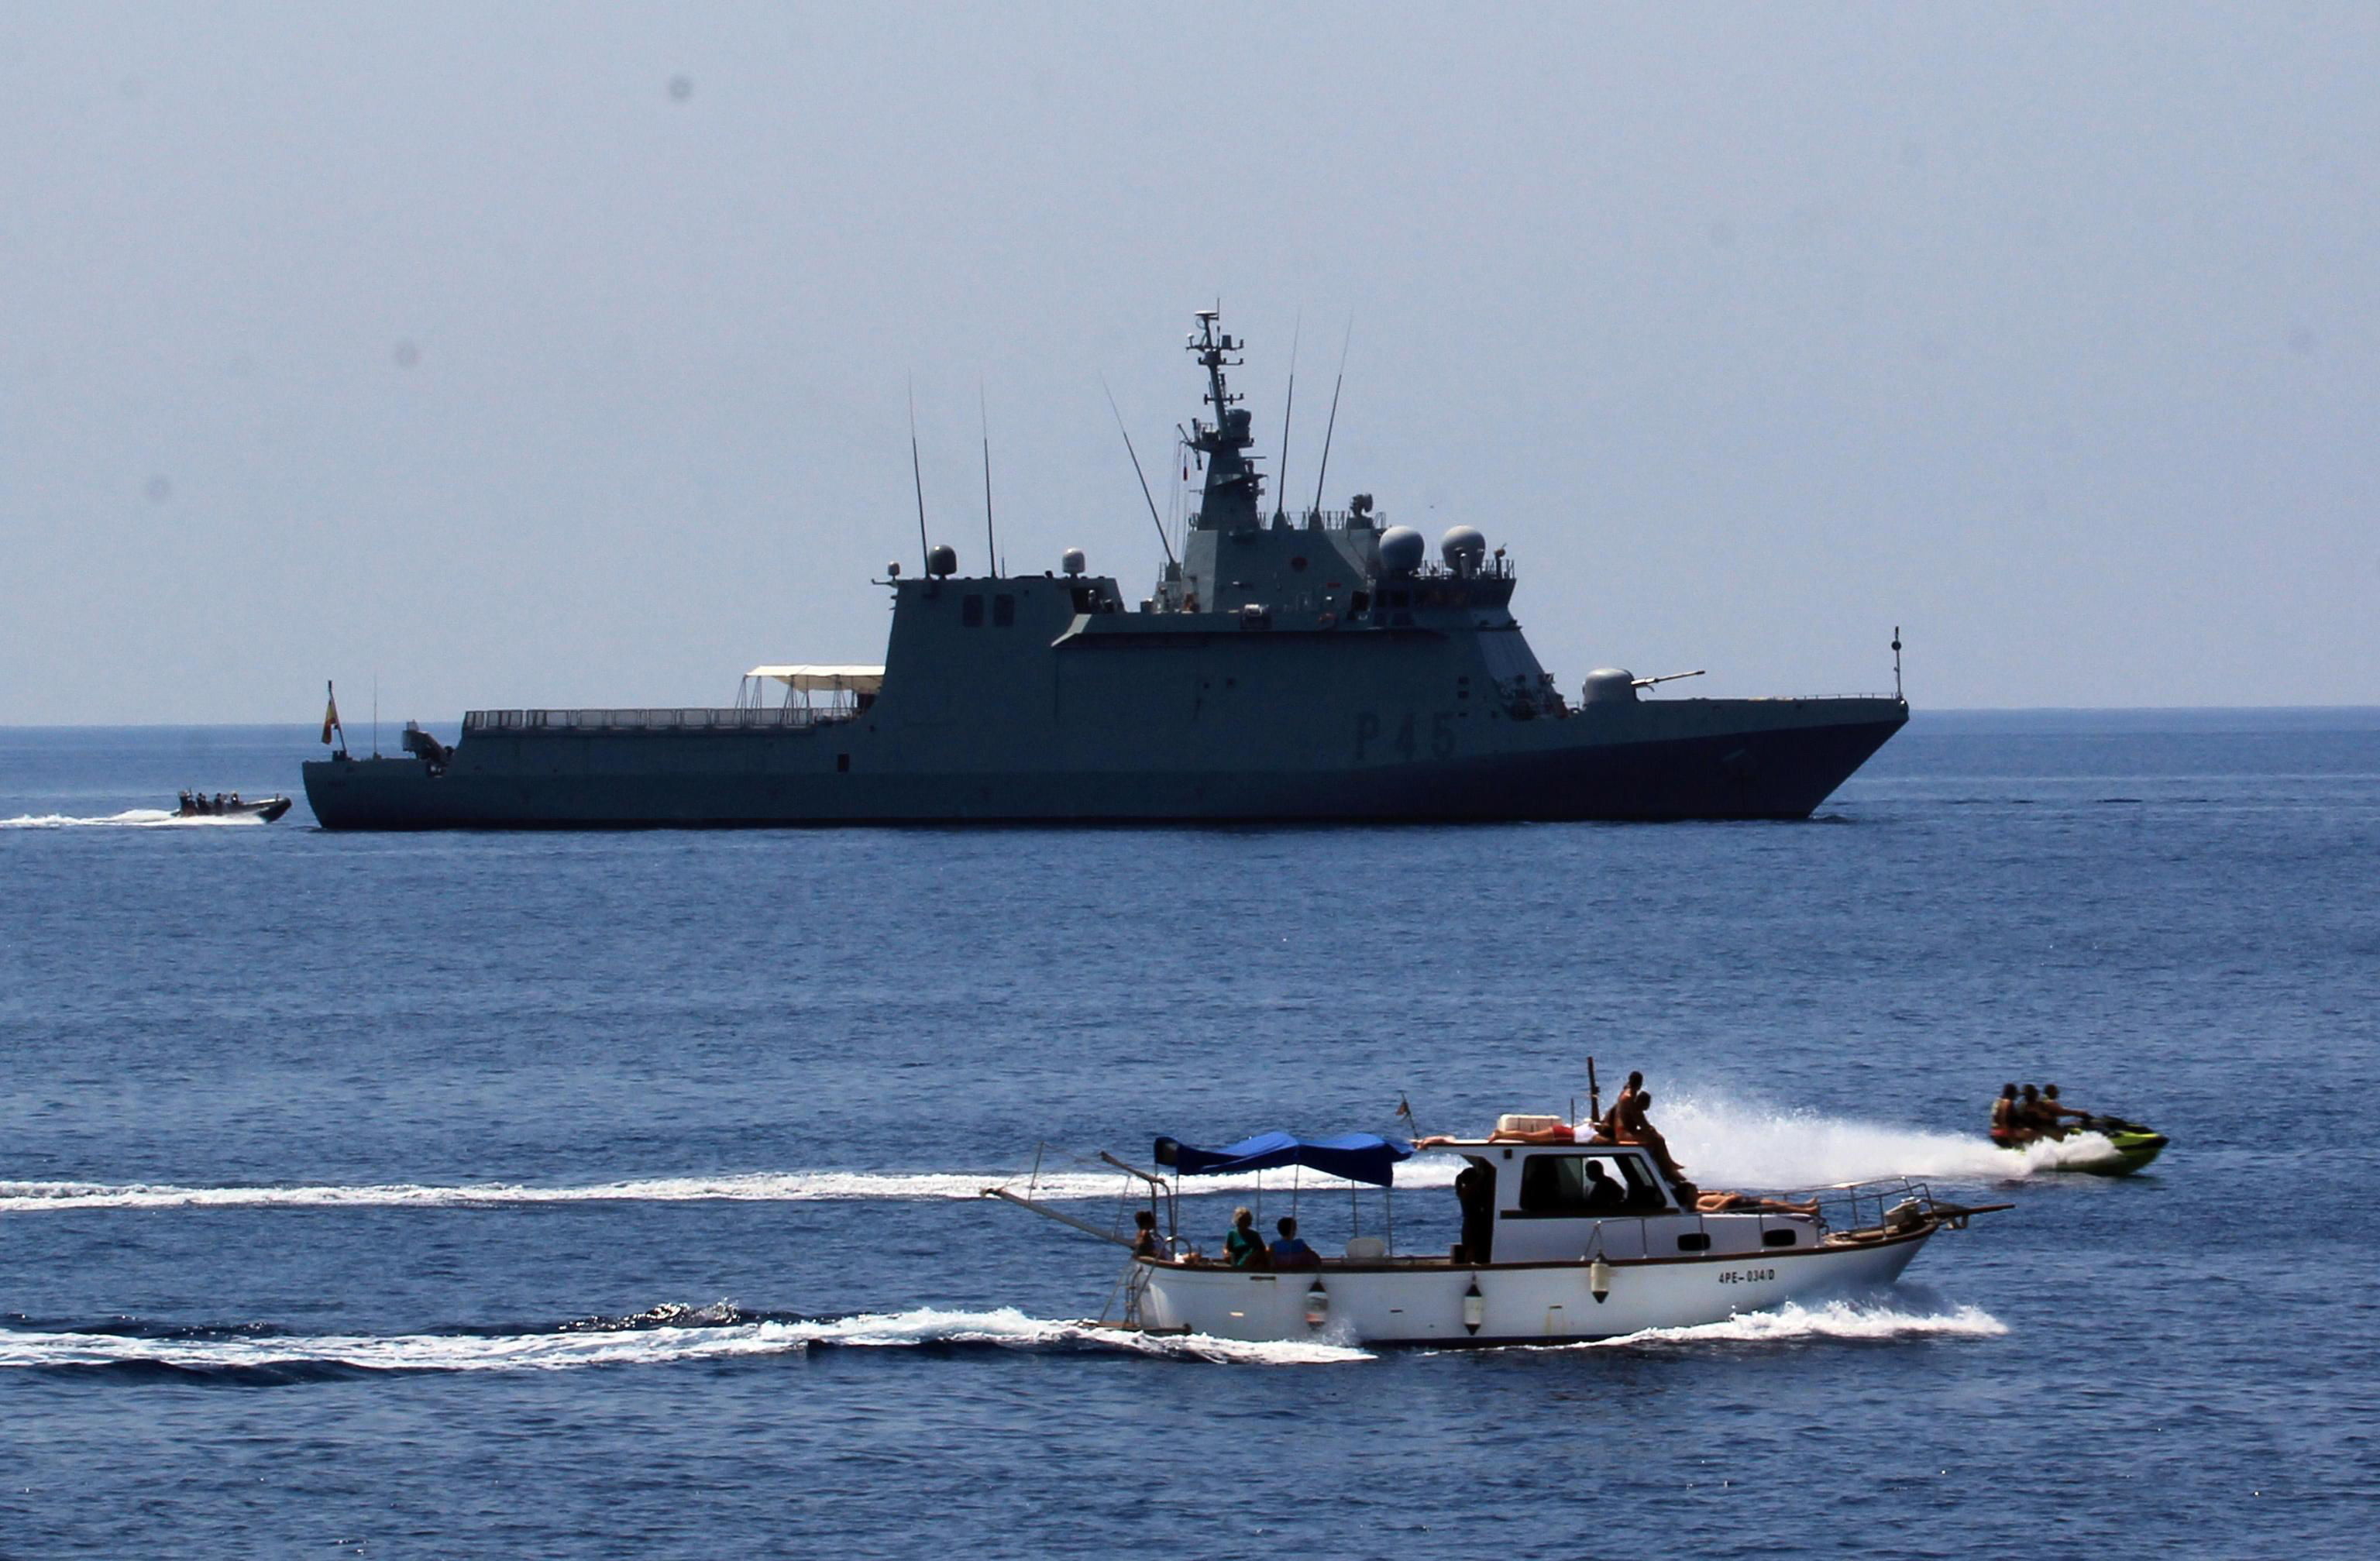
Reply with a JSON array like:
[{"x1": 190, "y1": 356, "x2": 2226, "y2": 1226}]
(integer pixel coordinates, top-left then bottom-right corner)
[{"x1": 1993, "y1": 1116, "x2": 2168, "y2": 1176}]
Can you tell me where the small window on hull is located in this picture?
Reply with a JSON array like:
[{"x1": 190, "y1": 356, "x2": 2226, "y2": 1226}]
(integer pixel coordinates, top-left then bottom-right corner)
[
  {"x1": 1763, "y1": 1229, "x2": 1800, "y2": 1248},
  {"x1": 961, "y1": 595, "x2": 985, "y2": 627},
  {"x1": 836, "y1": 754, "x2": 851, "y2": 773},
  {"x1": 993, "y1": 593, "x2": 1016, "y2": 627},
  {"x1": 1676, "y1": 1233, "x2": 1712, "y2": 1253}
]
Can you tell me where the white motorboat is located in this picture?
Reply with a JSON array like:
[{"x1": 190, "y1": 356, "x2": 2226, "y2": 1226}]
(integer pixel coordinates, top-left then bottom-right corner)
[{"x1": 990, "y1": 1121, "x2": 2003, "y2": 1347}]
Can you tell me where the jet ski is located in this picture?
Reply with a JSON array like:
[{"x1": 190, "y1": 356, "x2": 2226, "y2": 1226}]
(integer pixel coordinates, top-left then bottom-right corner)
[
  {"x1": 1993, "y1": 1116, "x2": 2168, "y2": 1176},
  {"x1": 174, "y1": 793, "x2": 294, "y2": 822}
]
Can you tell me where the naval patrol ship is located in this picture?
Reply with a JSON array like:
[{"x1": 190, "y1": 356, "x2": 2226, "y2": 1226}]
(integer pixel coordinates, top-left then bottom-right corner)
[{"x1": 303, "y1": 312, "x2": 1906, "y2": 828}]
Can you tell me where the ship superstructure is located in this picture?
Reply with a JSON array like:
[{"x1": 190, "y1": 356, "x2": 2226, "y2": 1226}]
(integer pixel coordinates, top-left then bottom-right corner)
[{"x1": 302, "y1": 311, "x2": 1906, "y2": 827}]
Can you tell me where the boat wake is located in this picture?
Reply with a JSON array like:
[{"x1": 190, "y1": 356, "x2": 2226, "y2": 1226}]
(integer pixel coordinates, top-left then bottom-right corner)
[
  {"x1": 1, "y1": 1293, "x2": 2003, "y2": 1377},
  {"x1": 0, "y1": 809, "x2": 264, "y2": 829},
  {"x1": 0, "y1": 1305, "x2": 1369, "y2": 1378},
  {"x1": 0, "y1": 1170, "x2": 1138, "y2": 1212},
  {"x1": 1, "y1": 1159, "x2": 1463, "y2": 1213},
  {"x1": 1519, "y1": 1298, "x2": 2008, "y2": 1354}
]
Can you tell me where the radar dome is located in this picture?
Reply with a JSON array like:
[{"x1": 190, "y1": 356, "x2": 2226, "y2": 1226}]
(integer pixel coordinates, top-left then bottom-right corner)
[
  {"x1": 1440, "y1": 525, "x2": 1487, "y2": 573},
  {"x1": 1061, "y1": 548, "x2": 1086, "y2": 577},
  {"x1": 1377, "y1": 525, "x2": 1425, "y2": 575},
  {"x1": 927, "y1": 544, "x2": 958, "y2": 578},
  {"x1": 1582, "y1": 669, "x2": 1639, "y2": 705}
]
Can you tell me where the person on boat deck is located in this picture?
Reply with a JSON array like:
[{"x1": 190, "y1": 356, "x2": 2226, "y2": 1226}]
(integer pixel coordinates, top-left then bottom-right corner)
[
  {"x1": 2042, "y1": 1084, "x2": 2090, "y2": 1127},
  {"x1": 1131, "y1": 1209, "x2": 1164, "y2": 1260},
  {"x1": 1615, "y1": 1091, "x2": 1687, "y2": 1183},
  {"x1": 1223, "y1": 1206, "x2": 1271, "y2": 1269},
  {"x1": 2018, "y1": 1083, "x2": 2061, "y2": 1138},
  {"x1": 1693, "y1": 1188, "x2": 1821, "y2": 1216},
  {"x1": 1591, "y1": 1071, "x2": 1645, "y2": 1143},
  {"x1": 1270, "y1": 1216, "x2": 1321, "y2": 1270},
  {"x1": 1454, "y1": 1164, "x2": 1493, "y2": 1264}
]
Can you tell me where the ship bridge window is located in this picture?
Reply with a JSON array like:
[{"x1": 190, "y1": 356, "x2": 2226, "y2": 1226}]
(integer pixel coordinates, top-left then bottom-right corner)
[
  {"x1": 961, "y1": 594, "x2": 985, "y2": 628},
  {"x1": 993, "y1": 593, "x2": 1016, "y2": 627},
  {"x1": 1070, "y1": 586, "x2": 1100, "y2": 614}
]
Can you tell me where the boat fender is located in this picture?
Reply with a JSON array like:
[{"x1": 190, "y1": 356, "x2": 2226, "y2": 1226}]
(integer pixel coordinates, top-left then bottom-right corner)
[
  {"x1": 1462, "y1": 1280, "x2": 1484, "y2": 1336},
  {"x1": 1589, "y1": 1257, "x2": 1613, "y2": 1304},
  {"x1": 1303, "y1": 1280, "x2": 1329, "y2": 1330}
]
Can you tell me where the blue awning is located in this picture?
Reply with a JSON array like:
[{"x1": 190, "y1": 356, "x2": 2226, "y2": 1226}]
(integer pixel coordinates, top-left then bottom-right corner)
[{"x1": 1153, "y1": 1131, "x2": 1415, "y2": 1188}]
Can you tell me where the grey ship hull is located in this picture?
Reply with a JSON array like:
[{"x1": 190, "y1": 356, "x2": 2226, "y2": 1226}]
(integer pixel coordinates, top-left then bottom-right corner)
[
  {"x1": 302, "y1": 697, "x2": 1904, "y2": 829},
  {"x1": 306, "y1": 311, "x2": 1911, "y2": 830}
]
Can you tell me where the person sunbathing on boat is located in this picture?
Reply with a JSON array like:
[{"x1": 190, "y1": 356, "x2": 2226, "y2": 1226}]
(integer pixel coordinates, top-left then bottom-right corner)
[{"x1": 1690, "y1": 1188, "x2": 1820, "y2": 1216}]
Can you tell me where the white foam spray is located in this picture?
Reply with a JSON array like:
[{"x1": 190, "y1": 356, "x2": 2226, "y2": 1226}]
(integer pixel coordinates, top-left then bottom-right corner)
[
  {"x1": 1652, "y1": 1092, "x2": 2118, "y2": 1186},
  {"x1": 1524, "y1": 1298, "x2": 2008, "y2": 1352},
  {"x1": 0, "y1": 1308, "x2": 1371, "y2": 1374},
  {"x1": 2, "y1": 1160, "x2": 1457, "y2": 1214}
]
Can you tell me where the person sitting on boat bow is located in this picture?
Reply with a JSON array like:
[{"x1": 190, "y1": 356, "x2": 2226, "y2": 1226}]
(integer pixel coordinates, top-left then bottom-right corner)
[{"x1": 1223, "y1": 1206, "x2": 1271, "y2": 1269}]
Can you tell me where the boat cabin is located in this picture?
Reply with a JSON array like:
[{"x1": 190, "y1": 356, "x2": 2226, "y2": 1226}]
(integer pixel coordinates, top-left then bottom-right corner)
[{"x1": 1439, "y1": 1140, "x2": 1818, "y2": 1264}]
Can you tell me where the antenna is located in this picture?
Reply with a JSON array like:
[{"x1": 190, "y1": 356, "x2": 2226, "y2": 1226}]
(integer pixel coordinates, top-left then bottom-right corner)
[
  {"x1": 1102, "y1": 375, "x2": 1177, "y2": 567},
  {"x1": 979, "y1": 383, "x2": 997, "y2": 580},
  {"x1": 1310, "y1": 319, "x2": 1352, "y2": 518},
  {"x1": 1893, "y1": 625, "x2": 1904, "y2": 701},
  {"x1": 908, "y1": 380, "x2": 929, "y2": 576},
  {"x1": 371, "y1": 670, "x2": 380, "y2": 758},
  {"x1": 1274, "y1": 312, "x2": 1300, "y2": 522}
]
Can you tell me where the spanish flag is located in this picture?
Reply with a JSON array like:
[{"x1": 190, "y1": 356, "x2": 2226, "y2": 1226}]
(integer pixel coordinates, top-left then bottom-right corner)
[{"x1": 320, "y1": 682, "x2": 342, "y2": 745}]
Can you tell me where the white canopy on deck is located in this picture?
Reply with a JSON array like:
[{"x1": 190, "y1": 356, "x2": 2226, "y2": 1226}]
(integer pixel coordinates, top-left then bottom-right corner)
[{"x1": 745, "y1": 665, "x2": 885, "y2": 696}]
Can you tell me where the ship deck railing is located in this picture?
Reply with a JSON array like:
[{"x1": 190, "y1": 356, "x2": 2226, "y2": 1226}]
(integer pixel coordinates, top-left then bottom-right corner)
[{"x1": 462, "y1": 707, "x2": 853, "y2": 734}]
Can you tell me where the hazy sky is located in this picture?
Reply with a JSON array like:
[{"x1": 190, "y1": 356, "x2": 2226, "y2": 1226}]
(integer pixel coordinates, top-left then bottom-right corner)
[{"x1": 3, "y1": 2, "x2": 2374, "y2": 724}]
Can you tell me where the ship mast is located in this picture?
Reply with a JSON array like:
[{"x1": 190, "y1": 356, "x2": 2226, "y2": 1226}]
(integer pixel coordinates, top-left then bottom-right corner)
[{"x1": 1186, "y1": 311, "x2": 1263, "y2": 531}]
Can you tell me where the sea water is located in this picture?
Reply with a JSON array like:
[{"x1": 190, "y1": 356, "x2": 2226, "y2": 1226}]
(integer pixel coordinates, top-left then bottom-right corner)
[{"x1": 1, "y1": 711, "x2": 2375, "y2": 1557}]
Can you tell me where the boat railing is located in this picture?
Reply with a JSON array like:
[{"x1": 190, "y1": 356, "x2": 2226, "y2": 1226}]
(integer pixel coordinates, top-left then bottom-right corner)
[
  {"x1": 1797, "y1": 1178, "x2": 1937, "y2": 1236},
  {"x1": 462, "y1": 707, "x2": 849, "y2": 734}
]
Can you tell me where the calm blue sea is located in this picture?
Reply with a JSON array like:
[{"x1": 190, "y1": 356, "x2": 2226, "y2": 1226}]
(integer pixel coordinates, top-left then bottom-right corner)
[{"x1": 2, "y1": 710, "x2": 2376, "y2": 1558}]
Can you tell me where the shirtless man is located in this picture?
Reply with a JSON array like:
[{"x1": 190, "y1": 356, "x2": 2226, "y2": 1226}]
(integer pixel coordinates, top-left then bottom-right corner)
[
  {"x1": 1617, "y1": 1089, "x2": 1687, "y2": 1183},
  {"x1": 1591, "y1": 1071, "x2": 1644, "y2": 1144},
  {"x1": 2018, "y1": 1083, "x2": 2060, "y2": 1139}
]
